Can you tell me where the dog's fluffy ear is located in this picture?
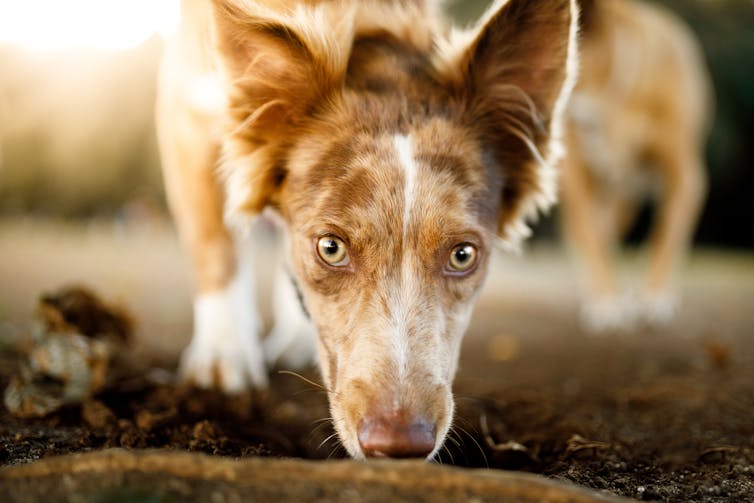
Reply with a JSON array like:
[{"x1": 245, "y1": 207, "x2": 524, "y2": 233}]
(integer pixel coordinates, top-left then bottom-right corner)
[
  {"x1": 436, "y1": 0, "x2": 579, "y2": 250},
  {"x1": 210, "y1": 0, "x2": 354, "y2": 220}
]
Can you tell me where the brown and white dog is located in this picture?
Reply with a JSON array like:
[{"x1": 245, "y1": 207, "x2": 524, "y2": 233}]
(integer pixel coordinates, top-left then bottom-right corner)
[
  {"x1": 561, "y1": 0, "x2": 711, "y2": 332},
  {"x1": 156, "y1": 0, "x2": 579, "y2": 459}
]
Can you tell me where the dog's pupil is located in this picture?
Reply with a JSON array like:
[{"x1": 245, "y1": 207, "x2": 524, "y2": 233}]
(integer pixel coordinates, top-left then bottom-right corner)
[
  {"x1": 455, "y1": 248, "x2": 468, "y2": 262},
  {"x1": 325, "y1": 240, "x2": 339, "y2": 255}
]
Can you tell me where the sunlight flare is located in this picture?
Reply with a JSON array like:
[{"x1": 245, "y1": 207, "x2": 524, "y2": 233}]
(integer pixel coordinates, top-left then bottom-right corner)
[{"x1": 0, "y1": 0, "x2": 179, "y2": 51}]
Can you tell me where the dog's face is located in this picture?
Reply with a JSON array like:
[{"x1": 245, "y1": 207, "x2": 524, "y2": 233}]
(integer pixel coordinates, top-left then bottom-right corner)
[
  {"x1": 282, "y1": 115, "x2": 499, "y2": 458},
  {"x1": 212, "y1": 0, "x2": 578, "y2": 458}
]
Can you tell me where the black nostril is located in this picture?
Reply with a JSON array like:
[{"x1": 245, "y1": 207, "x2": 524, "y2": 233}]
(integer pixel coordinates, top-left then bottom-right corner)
[{"x1": 358, "y1": 416, "x2": 436, "y2": 459}]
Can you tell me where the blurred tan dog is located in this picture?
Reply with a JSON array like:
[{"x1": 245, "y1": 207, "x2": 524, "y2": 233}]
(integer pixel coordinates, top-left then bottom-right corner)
[
  {"x1": 561, "y1": 0, "x2": 711, "y2": 332},
  {"x1": 156, "y1": 0, "x2": 579, "y2": 458}
]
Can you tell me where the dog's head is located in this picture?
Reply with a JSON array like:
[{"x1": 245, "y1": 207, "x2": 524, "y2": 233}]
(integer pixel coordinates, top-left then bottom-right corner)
[{"x1": 212, "y1": 0, "x2": 578, "y2": 459}]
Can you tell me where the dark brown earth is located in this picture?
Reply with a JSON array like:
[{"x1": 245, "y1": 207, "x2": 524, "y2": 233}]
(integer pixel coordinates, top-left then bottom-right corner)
[{"x1": 0, "y1": 220, "x2": 753, "y2": 502}]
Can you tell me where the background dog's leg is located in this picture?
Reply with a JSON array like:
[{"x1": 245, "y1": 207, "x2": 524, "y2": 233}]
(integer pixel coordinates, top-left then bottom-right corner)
[
  {"x1": 606, "y1": 195, "x2": 641, "y2": 245},
  {"x1": 264, "y1": 265, "x2": 317, "y2": 371},
  {"x1": 643, "y1": 140, "x2": 707, "y2": 325},
  {"x1": 560, "y1": 133, "x2": 632, "y2": 332},
  {"x1": 157, "y1": 103, "x2": 267, "y2": 391}
]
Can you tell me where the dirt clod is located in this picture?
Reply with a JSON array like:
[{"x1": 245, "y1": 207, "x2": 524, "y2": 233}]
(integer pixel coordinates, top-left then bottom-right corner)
[{"x1": 3, "y1": 287, "x2": 132, "y2": 418}]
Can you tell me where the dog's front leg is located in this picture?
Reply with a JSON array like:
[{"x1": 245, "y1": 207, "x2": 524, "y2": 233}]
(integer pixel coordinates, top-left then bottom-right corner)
[
  {"x1": 157, "y1": 103, "x2": 267, "y2": 392},
  {"x1": 182, "y1": 234, "x2": 268, "y2": 391}
]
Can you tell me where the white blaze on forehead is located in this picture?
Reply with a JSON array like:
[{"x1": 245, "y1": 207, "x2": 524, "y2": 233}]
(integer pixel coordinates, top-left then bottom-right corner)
[
  {"x1": 394, "y1": 133, "x2": 418, "y2": 240},
  {"x1": 391, "y1": 133, "x2": 419, "y2": 384},
  {"x1": 389, "y1": 133, "x2": 446, "y2": 387}
]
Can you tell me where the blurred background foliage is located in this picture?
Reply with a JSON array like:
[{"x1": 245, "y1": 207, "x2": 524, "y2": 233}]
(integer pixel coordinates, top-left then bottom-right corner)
[
  {"x1": 0, "y1": 0, "x2": 752, "y2": 247},
  {"x1": 0, "y1": 39, "x2": 163, "y2": 216}
]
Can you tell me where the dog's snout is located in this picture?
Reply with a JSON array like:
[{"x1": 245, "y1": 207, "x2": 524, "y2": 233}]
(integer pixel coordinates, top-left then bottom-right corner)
[{"x1": 358, "y1": 414, "x2": 436, "y2": 459}]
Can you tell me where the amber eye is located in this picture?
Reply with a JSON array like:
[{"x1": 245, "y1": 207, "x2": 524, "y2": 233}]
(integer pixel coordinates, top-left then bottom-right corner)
[
  {"x1": 448, "y1": 243, "x2": 478, "y2": 273},
  {"x1": 317, "y1": 235, "x2": 349, "y2": 266}
]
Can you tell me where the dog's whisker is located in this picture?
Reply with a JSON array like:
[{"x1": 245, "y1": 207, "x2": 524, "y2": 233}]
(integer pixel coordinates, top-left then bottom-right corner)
[
  {"x1": 441, "y1": 443, "x2": 455, "y2": 465},
  {"x1": 309, "y1": 420, "x2": 334, "y2": 439},
  {"x1": 316, "y1": 432, "x2": 340, "y2": 452},
  {"x1": 450, "y1": 410, "x2": 485, "y2": 435},
  {"x1": 277, "y1": 369, "x2": 338, "y2": 396},
  {"x1": 445, "y1": 432, "x2": 462, "y2": 449},
  {"x1": 305, "y1": 421, "x2": 337, "y2": 452},
  {"x1": 277, "y1": 369, "x2": 326, "y2": 389},
  {"x1": 452, "y1": 424, "x2": 489, "y2": 468},
  {"x1": 433, "y1": 449, "x2": 443, "y2": 465},
  {"x1": 327, "y1": 443, "x2": 345, "y2": 460},
  {"x1": 447, "y1": 426, "x2": 464, "y2": 456}
]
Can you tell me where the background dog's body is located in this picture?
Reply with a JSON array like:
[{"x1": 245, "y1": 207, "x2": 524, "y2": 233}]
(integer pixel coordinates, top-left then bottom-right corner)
[
  {"x1": 157, "y1": 0, "x2": 579, "y2": 459},
  {"x1": 561, "y1": 0, "x2": 711, "y2": 332}
]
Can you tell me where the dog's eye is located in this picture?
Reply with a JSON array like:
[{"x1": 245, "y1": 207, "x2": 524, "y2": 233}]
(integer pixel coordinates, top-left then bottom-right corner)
[
  {"x1": 317, "y1": 235, "x2": 349, "y2": 266},
  {"x1": 448, "y1": 243, "x2": 478, "y2": 273}
]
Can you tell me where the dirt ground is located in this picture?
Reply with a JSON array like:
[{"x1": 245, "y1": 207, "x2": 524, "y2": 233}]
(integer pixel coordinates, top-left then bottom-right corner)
[{"x1": 0, "y1": 218, "x2": 753, "y2": 502}]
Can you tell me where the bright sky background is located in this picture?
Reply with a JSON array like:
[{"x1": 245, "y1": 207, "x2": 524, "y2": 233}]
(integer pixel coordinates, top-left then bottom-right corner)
[{"x1": 0, "y1": 0, "x2": 180, "y2": 51}]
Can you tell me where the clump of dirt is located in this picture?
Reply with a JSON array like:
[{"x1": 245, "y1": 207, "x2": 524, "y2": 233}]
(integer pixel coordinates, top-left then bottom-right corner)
[
  {"x1": 36, "y1": 287, "x2": 132, "y2": 344},
  {"x1": 3, "y1": 286, "x2": 134, "y2": 418}
]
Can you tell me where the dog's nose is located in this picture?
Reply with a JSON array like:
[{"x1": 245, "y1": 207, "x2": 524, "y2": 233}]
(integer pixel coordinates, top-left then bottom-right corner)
[{"x1": 358, "y1": 415, "x2": 436, "y2": 458}]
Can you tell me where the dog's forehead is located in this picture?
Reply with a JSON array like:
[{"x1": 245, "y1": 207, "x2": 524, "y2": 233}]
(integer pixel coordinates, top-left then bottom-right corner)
[{"x1": 285, "y1": 115, "x2": 496, "y2": 238}]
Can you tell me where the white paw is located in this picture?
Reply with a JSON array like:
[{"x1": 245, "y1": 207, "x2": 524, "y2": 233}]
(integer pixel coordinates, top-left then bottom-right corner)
[
  {"x1": 180, "y1": 329, "x2": 267, "y2": 392},
  {"x1": 638, "y1": 291, "x2": 679, "y2": 327},
  {"x1": 580, "y1": 294, "x2": 638, "y2": 334},
  {"x1": 264, "y1": 268, "x2": 317, "y2": 369},
  {"x1": 181, "y1": 272, "x2": 268, "y2": 392}
]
